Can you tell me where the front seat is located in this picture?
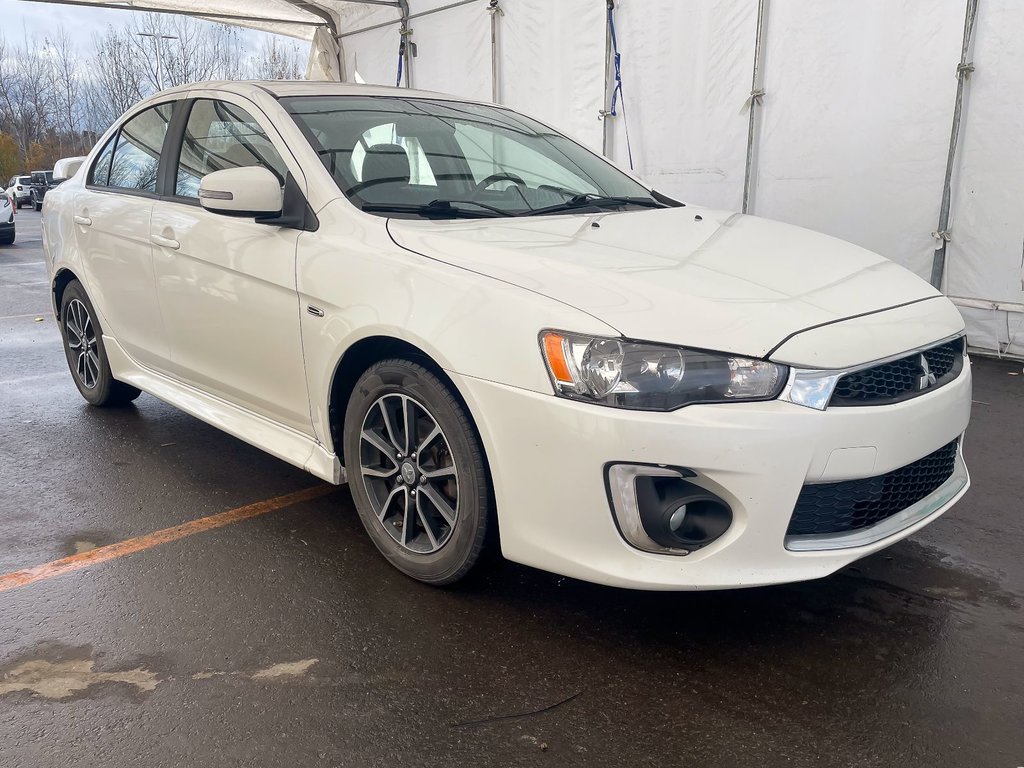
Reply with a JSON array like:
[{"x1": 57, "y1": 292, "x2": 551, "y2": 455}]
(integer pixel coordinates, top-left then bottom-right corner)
[{"x1": 360, "y1": 143, "x2": 411, "y2": 201}]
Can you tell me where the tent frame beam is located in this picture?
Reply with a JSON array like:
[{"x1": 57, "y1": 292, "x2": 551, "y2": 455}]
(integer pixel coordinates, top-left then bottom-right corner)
[
  {"x1": 22, "y1": 0, "x2": 328, "y2": 29},
  {"x1": 23, "y1": 0, "x2": 404, "y2": 39}
]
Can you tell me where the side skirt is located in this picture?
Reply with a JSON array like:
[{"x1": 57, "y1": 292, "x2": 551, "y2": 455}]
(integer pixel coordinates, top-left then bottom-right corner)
[{"x1": 103, "y1": 335, "x2": 346, "y2": 485}]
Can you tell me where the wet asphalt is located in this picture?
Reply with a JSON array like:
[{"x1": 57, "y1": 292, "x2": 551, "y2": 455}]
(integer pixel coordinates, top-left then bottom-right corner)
[{"x1": 0, "y1": 209, "x2": 1021, "y2": 768}]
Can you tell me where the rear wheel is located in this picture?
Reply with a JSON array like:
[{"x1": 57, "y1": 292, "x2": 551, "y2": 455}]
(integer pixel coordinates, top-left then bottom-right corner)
[
  {"x1": 59, "y1": 280, "x2": 141, "y2": 407},
  {"x1": 0, "y1": 233, "x2": 12, "y2": 246},
  {"x1": 344, "y1": 359, "x2": 493, "y2": 585}
]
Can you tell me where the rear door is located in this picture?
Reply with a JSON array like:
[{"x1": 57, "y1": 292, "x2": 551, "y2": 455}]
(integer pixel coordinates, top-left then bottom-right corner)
[
  {"x1": 73, "y1": 102, "x2": 174, "y2": 370},
  {"x1": 150, "y1": 96, "x2": 312, "y2": 435}
]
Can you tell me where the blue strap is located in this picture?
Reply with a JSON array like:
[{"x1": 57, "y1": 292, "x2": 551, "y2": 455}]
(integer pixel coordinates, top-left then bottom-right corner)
[
  {"x1": 396, "y1": 37, "x2": 405, "y2": 87},
  {"x1": 608, "y1": 4, "x2": 622, "y2": 117},
  {"x1": 606, "y1": 1, "x2": 634, "y2": 169}
]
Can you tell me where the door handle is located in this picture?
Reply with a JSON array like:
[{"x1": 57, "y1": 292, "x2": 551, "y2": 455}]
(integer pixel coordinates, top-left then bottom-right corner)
[
  {"x1": 73, "y1": 215, "x2": 92, "y2": 226},
  {"x1": 151, "y1": 234, "x2": 180, "y2": 250}
]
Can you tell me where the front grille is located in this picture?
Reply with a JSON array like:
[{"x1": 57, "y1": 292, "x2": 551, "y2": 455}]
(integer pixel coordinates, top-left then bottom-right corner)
[
  {"x1": 786, "y1": 440, "x2": 959, "y2": 537},
  {"x1": 830, "y1": 337, "x2": 964, "y2": 407}
]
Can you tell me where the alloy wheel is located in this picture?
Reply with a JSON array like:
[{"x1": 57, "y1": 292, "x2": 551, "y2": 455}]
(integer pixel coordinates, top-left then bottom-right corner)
[
  {"x1": 359, "y1": 393, "x2": 459, "y2": 554},
  {"x1": 65, "y1": 298, "x2": 100, "y2": 389}
]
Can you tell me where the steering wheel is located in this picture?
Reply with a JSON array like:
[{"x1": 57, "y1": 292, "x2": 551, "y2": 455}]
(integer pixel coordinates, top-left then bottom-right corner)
[{"x1": 474, "y1": 172, "x2": 527, "y2": 193}]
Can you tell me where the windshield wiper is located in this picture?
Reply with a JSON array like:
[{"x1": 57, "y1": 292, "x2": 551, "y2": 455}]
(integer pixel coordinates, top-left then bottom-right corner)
[
  {"x1": 359, "y1": 199, "x2": 515, "y2": 219},
  {"x1": 527, "y1": 194, "x2": 667, "y2": 216}
]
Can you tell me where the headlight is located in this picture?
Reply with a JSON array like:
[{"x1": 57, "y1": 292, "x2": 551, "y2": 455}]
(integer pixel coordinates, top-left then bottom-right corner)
[{"x1": 540, "y1": 331, "x2": 788, "y2": 411}]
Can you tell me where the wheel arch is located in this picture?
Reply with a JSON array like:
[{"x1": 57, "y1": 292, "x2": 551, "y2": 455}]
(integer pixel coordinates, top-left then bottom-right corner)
[
  {"x1": 327, "y1": 335, "x2": 485, "y2": 468},
  {"x1": 52, "y1": 267, "x2": 80, "y2": 320}
]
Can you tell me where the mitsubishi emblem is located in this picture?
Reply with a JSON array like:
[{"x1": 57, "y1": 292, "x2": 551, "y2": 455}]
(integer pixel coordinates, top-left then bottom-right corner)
[{"x1": 917, "y1": 354, "x2": 937, "y2": 390}]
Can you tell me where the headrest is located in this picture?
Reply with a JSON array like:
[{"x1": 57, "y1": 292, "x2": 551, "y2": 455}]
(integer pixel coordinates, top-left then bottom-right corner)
[{"x1": 361, "y1": 143, "x2": 411, "y2": 186}]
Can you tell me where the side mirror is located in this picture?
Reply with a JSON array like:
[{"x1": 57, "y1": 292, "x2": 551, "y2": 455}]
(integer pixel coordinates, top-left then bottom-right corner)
[{"x1": 198, "y1": 167, "x2": 283, "y2": 217}]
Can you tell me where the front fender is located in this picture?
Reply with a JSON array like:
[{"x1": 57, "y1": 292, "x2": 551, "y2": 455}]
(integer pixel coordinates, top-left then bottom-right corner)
[{"x1": 297, "y1": 200, "x2": 616, "y2": 449}]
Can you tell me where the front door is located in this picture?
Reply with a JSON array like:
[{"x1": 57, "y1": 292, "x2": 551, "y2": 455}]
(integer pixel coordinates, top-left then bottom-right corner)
[
  {"x1": 150, "y1": 97, "x2": 312, "y2": 435},
  {"x1": 74, "y1": 103, "x2": 173, "y2": 370}
]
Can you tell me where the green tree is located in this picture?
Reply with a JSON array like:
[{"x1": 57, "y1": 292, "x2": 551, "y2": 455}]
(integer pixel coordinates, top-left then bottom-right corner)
[{"x1": 0, "y1": 132, "x2": 22, "y2": 183}]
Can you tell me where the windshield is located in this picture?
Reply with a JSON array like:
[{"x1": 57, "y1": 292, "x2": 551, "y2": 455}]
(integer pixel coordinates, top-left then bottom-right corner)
[{"x1": 282, "y1": 96, "x2": 664, "y2": 218}]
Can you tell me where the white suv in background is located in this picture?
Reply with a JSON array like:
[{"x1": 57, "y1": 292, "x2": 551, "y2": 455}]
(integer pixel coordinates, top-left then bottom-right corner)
[
  {"x1": 41, "y1": 82, "x2": 971, "y2": 590},
  {"x1": 5, "y1": 176, "x2": 31, "y2": 208}
]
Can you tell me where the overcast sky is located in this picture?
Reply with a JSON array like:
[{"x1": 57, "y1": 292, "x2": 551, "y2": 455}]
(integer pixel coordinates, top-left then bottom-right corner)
[{"x1": 0, "y1": 0, "x2": 294, "y2": 48}]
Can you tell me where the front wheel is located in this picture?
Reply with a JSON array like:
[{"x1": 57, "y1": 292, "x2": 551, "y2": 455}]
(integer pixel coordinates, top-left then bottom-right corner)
[
  {"x1": 344, "y1": 359, "x2": 493, "y2": 585},
  {"x1": 59, "y1": 280, "x2": 141, "y2": 407}
]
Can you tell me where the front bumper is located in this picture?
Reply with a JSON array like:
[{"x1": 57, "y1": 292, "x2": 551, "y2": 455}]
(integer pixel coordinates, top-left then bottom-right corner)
[{"x1": 451, "y1": 362, "x2": 972, "y2": 590}]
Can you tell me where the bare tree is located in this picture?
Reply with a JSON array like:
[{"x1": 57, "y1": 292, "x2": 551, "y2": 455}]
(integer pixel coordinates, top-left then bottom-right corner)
[
  {"x1": 46, "y1": 27, "x2": 88, "y2": 155},
  {"x1": 253, "y1": 37, "x2": 306, "y2": 81},
  {"x1": 0, "y1": 30, "x2": 56, "y2": 157},
  {"x1": 129, "y1": 13, "x2": 248, "y2": 90},
  {"x1": 2, "y1": 14, "x2": 309, "y2": 168},
  {"x1": 84, "y1": 26, "x2": 145, "y2": 134}
]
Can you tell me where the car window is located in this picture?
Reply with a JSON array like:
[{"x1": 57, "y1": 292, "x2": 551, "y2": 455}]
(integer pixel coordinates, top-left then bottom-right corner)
[
  {"x1": 89, "y1": 135, "x2": 117, "y2": 187},
  {"x1": 108, "y1": 103, "x2": 173, "y2": 193},
  {"x1": 175, "y1": 99, "x2": 287, "y2": 199}
]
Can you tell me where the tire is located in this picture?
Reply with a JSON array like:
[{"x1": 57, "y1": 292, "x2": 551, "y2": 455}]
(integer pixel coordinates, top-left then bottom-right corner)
[
  {"x1": 33, "y1": 200, "x2": 42, "y2": 211},
  {"x1": 344, "y1": 359, "x2": 493, "y2": 585},
  {"x1": 59, "y1": 280, "x2": 141, "y2": 407},
  {"x1": 0, "y1": 233, "x2": 12, "y2": 246}
]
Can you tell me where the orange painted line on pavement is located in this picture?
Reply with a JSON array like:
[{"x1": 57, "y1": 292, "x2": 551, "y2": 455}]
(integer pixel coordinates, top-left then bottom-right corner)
[{"x1": 0, "y1": 485, "x2": 335, "y2": 594}]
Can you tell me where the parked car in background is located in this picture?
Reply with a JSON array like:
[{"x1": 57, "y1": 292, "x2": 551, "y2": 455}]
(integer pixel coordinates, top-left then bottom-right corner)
[
  {"x1": 42, "y1": 81, "x2": 972, "y2": 590},
  {"x1": 5, "y1": 176, "x2": 32, "y2": 208},
  {"x1": 29, "y1": 170, "x2": 55, "y2": 210},
  {"x1": 1, "y1": 192, "x2": 15, "y2": 245}
]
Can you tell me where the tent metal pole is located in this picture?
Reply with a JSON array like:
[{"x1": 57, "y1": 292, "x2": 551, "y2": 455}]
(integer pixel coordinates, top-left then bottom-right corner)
[
  {"x1": 930, "y1": 0, "x2": 981, "y2": 289},
  {"x1": 601, "y1": 1, "x2": 613, "y2": 157},
  {"x1": 741, "y1": 0, "x2": 768, "y2": 215},
  {"x1": 488, "y1": 0, "x2": 503, "y2": 103},
  {"x1": 398, "y1": 0, "x2": 413, "y2": 87}
]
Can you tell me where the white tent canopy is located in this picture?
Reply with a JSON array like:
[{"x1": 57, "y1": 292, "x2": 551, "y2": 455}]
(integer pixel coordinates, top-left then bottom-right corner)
[{"x1": 25, "y1": 0, "x2": 1024, "y2": 357}]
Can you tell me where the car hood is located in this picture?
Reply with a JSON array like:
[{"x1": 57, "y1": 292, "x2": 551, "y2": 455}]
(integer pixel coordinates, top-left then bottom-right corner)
[{"x1": 387, "y1": 206, "x2": 942, "y2": 359}]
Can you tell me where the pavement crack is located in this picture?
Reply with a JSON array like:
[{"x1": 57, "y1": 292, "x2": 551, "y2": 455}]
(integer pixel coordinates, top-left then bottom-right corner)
[{"x1": 450, "y1": 690, "x2": 583, "y2": 729}]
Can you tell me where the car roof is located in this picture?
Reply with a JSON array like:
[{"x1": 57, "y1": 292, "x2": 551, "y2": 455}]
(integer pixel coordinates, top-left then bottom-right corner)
[{"x1": 150, "y1": 80, "x2": 468, "y2": 103}]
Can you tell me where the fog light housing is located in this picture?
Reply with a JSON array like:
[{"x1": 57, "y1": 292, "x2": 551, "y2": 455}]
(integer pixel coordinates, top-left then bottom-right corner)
[{"x1": 606, "y1": 464, "x2": 733, "y2": 554}]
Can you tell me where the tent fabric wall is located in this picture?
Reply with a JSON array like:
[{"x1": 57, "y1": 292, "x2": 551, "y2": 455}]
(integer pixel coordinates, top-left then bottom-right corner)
[
  {"x1": 603, "y1": 1, "x2": 758, "y2": 211},
  {"x1": 27, "y1": 0, "x2": 1024, "y2": 357},
  {"x1": 406, "y1": 2, "x2": 490, "y2": 102},
  {"x1": 754, "y1": 0, "x2": 964, "y2": 284},
  {"x1": 495, "y1": 0, "x2": 605, "y2": 152}
]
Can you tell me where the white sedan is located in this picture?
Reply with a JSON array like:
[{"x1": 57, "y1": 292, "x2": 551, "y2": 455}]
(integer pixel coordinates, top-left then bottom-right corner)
[{"x1": 41, "y1": 81, "x2": 971, "y2": 589}]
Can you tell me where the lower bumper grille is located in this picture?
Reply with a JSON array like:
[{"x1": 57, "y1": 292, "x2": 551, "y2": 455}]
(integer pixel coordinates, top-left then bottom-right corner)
[{"x1": 786, "y1": 440, "x2": 959, "y2": 537}]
